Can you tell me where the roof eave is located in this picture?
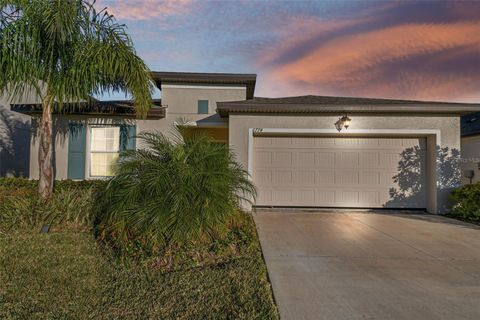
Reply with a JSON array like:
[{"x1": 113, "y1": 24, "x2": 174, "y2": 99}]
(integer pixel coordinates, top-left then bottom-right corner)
[
  {"x1": 216, "y1": 103, "x2": 480, "y2": 118},
  {"x1": 11, "y1": 103, "x2": 167, "y2": 119}
]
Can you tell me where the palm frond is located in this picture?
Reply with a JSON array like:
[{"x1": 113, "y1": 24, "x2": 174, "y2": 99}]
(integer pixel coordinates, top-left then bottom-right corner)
[
  {"x1": 97, "y1": 127, "x2": 256, "y2": 251},
  {"x1": 0, "y1": 0, "x2": 153, "y2": 112}
]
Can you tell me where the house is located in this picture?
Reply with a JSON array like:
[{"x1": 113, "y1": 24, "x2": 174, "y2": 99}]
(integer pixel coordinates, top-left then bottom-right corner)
[
  {"x1": 3, "y1": 71, "x2": 480, "y2": 213},
  {"x1": 461, "y1": 111, "x2": 480, "y2": 184}
]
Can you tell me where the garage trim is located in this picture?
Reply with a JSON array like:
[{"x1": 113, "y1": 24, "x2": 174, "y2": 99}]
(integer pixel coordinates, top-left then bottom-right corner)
[{"x1": 247, "y1": 128, "x2": 441, "y2": 213}]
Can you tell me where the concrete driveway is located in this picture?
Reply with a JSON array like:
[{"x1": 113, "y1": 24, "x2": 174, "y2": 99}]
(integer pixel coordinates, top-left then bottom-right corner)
[{"x1": 254, "y1": 210, "x2": 480, "y2": 320}]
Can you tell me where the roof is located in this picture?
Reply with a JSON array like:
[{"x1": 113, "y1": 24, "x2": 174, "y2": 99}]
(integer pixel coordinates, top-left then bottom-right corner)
[
  {"x1": 216, "y1": 95, "x2": 480, "y2": 117},
  {"x1": 11, "y1": 99, "x2": 166, "y2": 118},
  {"x1": 152, "y1": 71, "x2": 257, "y2": 99},
  {"x1": 461, "y1": 111, "x2": 480, "y2": 137}
]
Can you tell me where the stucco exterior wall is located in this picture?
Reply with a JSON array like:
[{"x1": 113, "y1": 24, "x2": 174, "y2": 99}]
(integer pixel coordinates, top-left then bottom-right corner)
[
  {"x1": 228, "y1": 114, "x2": 461, "y2": 214},
  {"x1": 28, "y1": 84, "x2": 245, "y2": 179},
  {"x1": 461, "y1": 135, "x2": 480, "y2": 184},
  {"x1": 161, "y1": 84, "x2": 246, "y2": 115}
]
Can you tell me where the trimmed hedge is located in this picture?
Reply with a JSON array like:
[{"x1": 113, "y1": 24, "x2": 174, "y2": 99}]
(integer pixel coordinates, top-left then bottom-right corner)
[{"x1": 449, "y1": 182, "x2": 480, "y2": 222}]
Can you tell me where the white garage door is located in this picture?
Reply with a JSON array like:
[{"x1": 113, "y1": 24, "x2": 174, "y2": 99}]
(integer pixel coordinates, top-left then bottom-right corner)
[{"x1": 253, "y1": 136, "x2": 427, "y2": 208}]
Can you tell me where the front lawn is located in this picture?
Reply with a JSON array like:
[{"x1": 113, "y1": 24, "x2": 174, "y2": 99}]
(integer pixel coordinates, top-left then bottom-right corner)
[{"x1": 0, "y1": 217, "x2": 278, "y2": 319}]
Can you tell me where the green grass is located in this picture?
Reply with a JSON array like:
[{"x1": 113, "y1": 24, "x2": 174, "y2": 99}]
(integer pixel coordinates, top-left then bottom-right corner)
[{"x1": 0, "y1": 219, "x2": 278, "y2": 319}]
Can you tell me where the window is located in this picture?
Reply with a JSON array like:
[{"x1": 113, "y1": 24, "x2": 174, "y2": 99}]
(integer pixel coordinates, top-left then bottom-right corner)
[
  {"x1": 198, "y1": 100, "x2": 209, "y2": 114},
  {"x1": 90, "y1": 127, "x2": 120, "y2": 177}
]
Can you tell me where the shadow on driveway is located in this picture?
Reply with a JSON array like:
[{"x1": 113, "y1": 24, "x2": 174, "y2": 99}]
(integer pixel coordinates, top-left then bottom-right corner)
[{"x1": 254, "y1": 210, "x2": 480, "y2": 320}]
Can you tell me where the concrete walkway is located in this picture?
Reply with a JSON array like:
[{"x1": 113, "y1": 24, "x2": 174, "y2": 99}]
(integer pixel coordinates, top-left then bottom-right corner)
[{"x1": 254, "y1": 211, "x2": 480, "y2": 320}]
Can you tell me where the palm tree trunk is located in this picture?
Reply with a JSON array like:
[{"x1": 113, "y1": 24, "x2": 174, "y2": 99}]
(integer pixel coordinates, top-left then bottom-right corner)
[{"x1": 38, "y1": 94, "x2": 54, "y2": 200}]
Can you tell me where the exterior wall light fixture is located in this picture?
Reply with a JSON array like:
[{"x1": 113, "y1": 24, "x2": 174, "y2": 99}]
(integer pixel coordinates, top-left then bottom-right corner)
[{"x1": 335, "y1": 115, "x2": 352, "y2": 132}]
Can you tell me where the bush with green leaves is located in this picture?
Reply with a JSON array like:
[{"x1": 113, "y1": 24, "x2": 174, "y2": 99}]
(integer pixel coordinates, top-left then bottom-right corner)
[
  {"x1": 449, "y1": 182, "x2": 480, "y2": 221},
  {"x1": 0, "y1": 179, "x2": 106, "y2": 231},
  {"x1": 96, "y1": 128, "x2": 256, "y2": 254}
]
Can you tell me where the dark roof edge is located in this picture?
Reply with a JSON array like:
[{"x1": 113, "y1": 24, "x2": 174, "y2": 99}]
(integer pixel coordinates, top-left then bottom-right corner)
[
  {"x1": 216, "y1": 102, "x2": 480, "y2": 117},
  {"x1": 11, "y1": 100, "x2": 166, "y2": 119}
]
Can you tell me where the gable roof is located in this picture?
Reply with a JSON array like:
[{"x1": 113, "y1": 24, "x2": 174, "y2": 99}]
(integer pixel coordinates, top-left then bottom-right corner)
[
  {"x1": 152, "y1": 71, "x2": 257, "y2": 99},
  {"x1": 11, "y1": 99, "x2": 166, "y2": 118},
  {"x1": 217, "y1": 95, "x2": 480, "y2": 117},
  {"x1": 461, "y1": 111, "x2": 480, "y2": 137}
]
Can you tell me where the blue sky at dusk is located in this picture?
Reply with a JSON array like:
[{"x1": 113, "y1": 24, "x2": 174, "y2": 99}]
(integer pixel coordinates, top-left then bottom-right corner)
[{"x1": 96, "y1": 0, "x2": 480, "y2": 102}]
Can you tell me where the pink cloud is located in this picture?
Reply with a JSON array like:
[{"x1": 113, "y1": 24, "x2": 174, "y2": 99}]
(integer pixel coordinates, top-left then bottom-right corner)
[
  {"x1": 256, "y1": 20, "x2": 480, "y2": 102},
  {"x1": 97, "y1": 0, "x2": 192, "y2": 21}
]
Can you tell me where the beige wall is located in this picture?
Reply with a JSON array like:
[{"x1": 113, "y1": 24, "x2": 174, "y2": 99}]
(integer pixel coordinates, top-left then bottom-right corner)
[
  {"x1": 136, "y1": 84, "x2": 245, "y2": 146},
  {"x1": 161, "y1": 84, "x2": 246, "y2": 115},
  {"x1": 229, "y1": 114, "x2": 461, "y2": 214},
  {"x1": 461, "y1": 135, "x2": 480, "y2": 184},
  {"x1": 29, "y1": 84, "x2": 245, "y2": 179}
]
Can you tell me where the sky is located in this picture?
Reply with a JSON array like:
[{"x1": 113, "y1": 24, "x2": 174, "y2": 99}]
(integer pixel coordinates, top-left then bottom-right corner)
[{"x1": 96, "y1": 0, "x2": 480, "y2": 103}]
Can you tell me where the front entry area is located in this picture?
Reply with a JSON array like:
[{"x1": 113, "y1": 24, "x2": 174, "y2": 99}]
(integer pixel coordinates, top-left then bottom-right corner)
[{"x1": 253, "y1": 136, "x2": 427, "y2": 209}]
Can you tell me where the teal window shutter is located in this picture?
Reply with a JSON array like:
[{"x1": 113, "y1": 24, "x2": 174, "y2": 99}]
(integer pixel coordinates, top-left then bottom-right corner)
[
  {"x1": 67, "y1": 121, "x2": 86, "y2": 179},
  {"x1": 198, "y1": 100, "x2": 209, "y2": 114},
  {"x1": 120, "y1": 124, "x2": 137, "y2": 151}
]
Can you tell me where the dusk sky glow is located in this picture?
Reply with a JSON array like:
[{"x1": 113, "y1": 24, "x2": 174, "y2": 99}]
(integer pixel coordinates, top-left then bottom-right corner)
[{"x1": 96, "y1": 0, "x2": 480, "y2": 102}]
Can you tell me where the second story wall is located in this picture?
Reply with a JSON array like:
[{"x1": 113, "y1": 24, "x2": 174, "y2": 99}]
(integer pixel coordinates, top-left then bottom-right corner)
[{"x1": 161, "y1": 84, "x2": 247, "y2": 116}]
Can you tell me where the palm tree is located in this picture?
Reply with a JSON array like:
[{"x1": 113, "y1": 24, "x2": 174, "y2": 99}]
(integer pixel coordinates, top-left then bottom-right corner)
[
  {"x1": 0, "y1": 0, "x2": 154, "y2": 199},
  {"x1": 97, "y1": 127, "x2": 256, "y2": 248}
]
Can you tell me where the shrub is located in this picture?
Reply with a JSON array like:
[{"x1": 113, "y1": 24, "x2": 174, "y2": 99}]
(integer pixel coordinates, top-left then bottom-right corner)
[
  {"x1": 449, "y1": 182, "x2": 480, "y2": 221},
  {"x1": 0, "y1": 179, "x2": 106, "y2": 231},
  {"x1": 96, "y1": 127, "x2": 256, "y2": 255}
]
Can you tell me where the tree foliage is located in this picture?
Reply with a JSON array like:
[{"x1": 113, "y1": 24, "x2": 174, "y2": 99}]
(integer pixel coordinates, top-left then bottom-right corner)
[
  {"x1": 0, "y1": 0, "x2": 154, "y2": 111},
  {"x1": 0, "y1": 0, "x2": 154, "y2": 198},
  {"x1": 96, "y1": 127, "x2": 256, "y2": 249}
]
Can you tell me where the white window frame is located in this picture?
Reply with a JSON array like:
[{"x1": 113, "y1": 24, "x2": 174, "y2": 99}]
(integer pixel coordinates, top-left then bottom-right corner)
[{"x1": 86, "y1": 125, "x2": 121, "y2": 179}]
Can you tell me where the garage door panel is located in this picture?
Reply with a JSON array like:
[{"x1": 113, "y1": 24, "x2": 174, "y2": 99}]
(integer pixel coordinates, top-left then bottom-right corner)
[
  {"x1": 292, "y1": 137, "x2": 316, "y2": 147},
  {"x1": 359, "y1": 191, "x2": 380, "y2": 206},
  {"x1": 273, "y1": 170, "x2": 293, "y2": 185},
  {"x1": 254, "y1": 170, "x2": 272, "y2": 186},
  {"x1": 358, "y1": 139, "x2": 380, "y2": 147},
  {"x1": 298, "y1": 152, "x2": 315, "y2": 166},
  {"x1": 253, "y1": 136, "x2": 427, "y2": 208},
  {"x1": 314, "y1": 137, "x2": 334, "y2": 147},
  {"x1": 297, "y1": 170, "x2": 316, "y2": 185},
  {"x1": 335, "y1": 152, "x2": 359, "y2": 168},
  {"x1": 273, "y1": 189, "x2": 293, "y2": 203},
  {"x1": 316, "y1": 152, "x2": 335, "y2": 167},
  {"x1": 337, "y1": 191, "x2": 359, "y2": 205},
  {"x1": 296, "y1": 189, "x2": 315, "y2": 203},
  {"x1": 254, "y1": 151, "x2": 272, "y2": 166},
  {"x1": 380, "y1": 171, "x2": 398, "y2": 185},
  {"x1": 380, "y1": 152, "x2": 401, "y2": 168},
  {"x1": 334, "y1": 138, "x2": 358, "y2": 147},
  {"x1": 272, "y1": 151, "x2": 293, "y2": 166},
  {"x1": 335, "y1": 171, "x2": 359, "y2": 185},
  {"x1": 315, "y1": 190, "x2": 336, "y2": 205},
  {"x1": 359, "y1": 152, "x2": 380, "y2": 168},
  {"x1": 378, "y1": 138, "x2": 404, "y2": 147},
  {"x1": 359, "y1": 171, "x2": 380, "y2": 185},
  {"x1": 317, "y1": 171, "x2": 335, "y2": 185}
]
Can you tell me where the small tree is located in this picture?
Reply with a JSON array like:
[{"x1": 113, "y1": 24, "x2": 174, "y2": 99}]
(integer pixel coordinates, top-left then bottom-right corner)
[
  {"x1": 0, "y1": 0, "x2": 154, "y2": 199},
  {"x1": 97, "y1": 127, "x2": 256, "y2": 249}
]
